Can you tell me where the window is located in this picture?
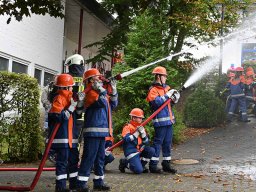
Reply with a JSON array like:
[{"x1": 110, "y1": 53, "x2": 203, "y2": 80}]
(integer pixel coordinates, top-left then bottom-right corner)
[
  {"x1": 44, "y1": 72, "x2": 55, "y2": 86},
  {"x1": 0, "y1": 57, "x2": 8, "y2": 71},
  {"x1": 12, "y1": 61, "x2": 28, "y2": 74},
  {"x1": 34, "y1": 68, "x2": 42, "y2": 85}
]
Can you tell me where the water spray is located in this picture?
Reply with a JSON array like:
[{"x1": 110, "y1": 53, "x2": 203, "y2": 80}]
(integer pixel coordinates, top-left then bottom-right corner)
[{"x1": 104, "y1": 24, "x2": 256, "y2": 84}]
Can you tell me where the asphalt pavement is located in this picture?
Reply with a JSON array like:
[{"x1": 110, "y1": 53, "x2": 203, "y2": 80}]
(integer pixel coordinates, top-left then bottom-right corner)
[{"x1": 1, "y1": 116, "x2": 256, "y2": 192}]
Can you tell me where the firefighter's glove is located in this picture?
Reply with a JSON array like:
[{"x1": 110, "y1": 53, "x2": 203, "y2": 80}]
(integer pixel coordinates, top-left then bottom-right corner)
[
  {"x1": 138, "y1": 126, "x2": 146, "y2": 138},
  {"x1": 78, "y1": 92, "x2": 85, "y2": 101},
  {"x1": 76, "y1": 92, "x2": 85, "y2": 108},
  {"x1": 110, "y1": 78, "x2": 117, "y2": 95},
  {"x1": 92, "y1": 81, "x2": 106, "y2": 94},
  {"x1": 171, "y1": 91, "x2": 180, "y2": 104},
  {"x1": 133, "y1": 130, "x2": 140, "y2": 138},
  {"x1": 166, "y1": 89, "x2": 176, "y2": 98},
  {"x1": 68, "y1": 98, "x2": 77, "y2": 113}
]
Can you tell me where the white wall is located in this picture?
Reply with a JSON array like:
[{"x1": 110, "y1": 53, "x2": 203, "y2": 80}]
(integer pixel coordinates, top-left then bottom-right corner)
[{"x1": 0, "y1": 13, "x2": 64, "y2": 74}]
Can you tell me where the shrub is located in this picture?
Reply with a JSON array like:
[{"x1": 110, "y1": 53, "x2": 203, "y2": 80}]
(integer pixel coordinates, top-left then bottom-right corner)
[
  {"x1": 0, "y1": 71, "x2": 44, "y2": 162},
  {"x1": 172, "y1": 109, "x2": 186, "y2": 144},
  {"x1": 183, "y1": 86, "x2": 226, "y2": 128}
]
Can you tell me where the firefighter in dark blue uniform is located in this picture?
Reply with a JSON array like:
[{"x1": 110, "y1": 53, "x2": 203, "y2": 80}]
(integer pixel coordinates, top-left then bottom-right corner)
[
  {"x1": 64, "y1": 54, "x2": 85, "y2": 138},
  {"x1": 47, "y1": 74, "x2": 80, "y2": 192},
  {"x1": 119, "y1": 108, "x2": 155, "y2": 174},
  {"x1": 146, "y1": 66, "x2": 180, "y2": 174},
  {"x1": 226, "y1": 67, "x2": 249, "y2": 122},
  {"x1": 76, "y1": 68, "x2": 118, "y2": 192}
]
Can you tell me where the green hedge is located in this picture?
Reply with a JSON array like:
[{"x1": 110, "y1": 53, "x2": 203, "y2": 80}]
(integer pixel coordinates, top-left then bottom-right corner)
[
  {"x1": 183, "y1": 86, "x2": 226, "y2": 128},
  {"x1": 0, "y1": 71, "x2": 44, "y2": 162}
]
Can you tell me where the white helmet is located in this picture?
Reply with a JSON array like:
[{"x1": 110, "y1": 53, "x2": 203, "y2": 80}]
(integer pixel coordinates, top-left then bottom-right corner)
[{"x1": 64, "y1": 54, "x2": 84, "y2": 66}]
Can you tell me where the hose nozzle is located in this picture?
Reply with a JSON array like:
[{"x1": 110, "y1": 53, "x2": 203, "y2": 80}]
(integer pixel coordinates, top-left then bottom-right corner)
[
  {"x1": 179, "y1": 85, "x2": 186, "y2": 93},
  {"x1": 113, "y1": 73, "x2": 123, "y2": 81},
  {"x1": 100, "y1": 73, "x2": 123, "y2": 83}
]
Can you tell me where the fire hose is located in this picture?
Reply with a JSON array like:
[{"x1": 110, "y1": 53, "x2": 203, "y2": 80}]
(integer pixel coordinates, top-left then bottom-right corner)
[
  {"x1": 106, "y1": 88, "x2": 185, "y2": 152},
  {"x1": 0, "y1": 55, "x2": 186, "y2": 191},
  {"x1": 0, "y1": 97, "x2": 174, "y2": 191},
  {"x1": 0, "y1": 123, "x2": 60, "y2": 191}
]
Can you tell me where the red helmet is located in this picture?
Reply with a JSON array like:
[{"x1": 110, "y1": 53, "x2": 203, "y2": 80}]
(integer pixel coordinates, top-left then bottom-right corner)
[
  {"x1": 83, "y1": 68, "x2": 102, "y2": 82},
  {"x1": 129, "y1": 108, "x2": 144, "y2": 118},
  {"x1": 152, "y1": 66, "x2": 167, "y2": 76},
  {"x1": 235, "y1": 67, "x2": 244, "y2": 72},
  {"x1": 246, "y1": 70, "x2": 254, "y2": 77},
  {"x1": 55, "y1": 74, "x2": 74, "y2": 87}
]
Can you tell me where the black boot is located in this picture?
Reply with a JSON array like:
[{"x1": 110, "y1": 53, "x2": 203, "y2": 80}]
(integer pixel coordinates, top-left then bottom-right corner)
[
  {"x1": 161, "y1": 160, "x2": 177, "y2": 174},
  {"x1": 75, "y1": 186, "x2": 91, "y2": 192},
  {"x1": 149, "y1": 166, "x2": 162, "y2": 173},
  {"x1": 93, "y1": 183, "x2": 111, "y2": 191},
  {"x1": 142, "y1": 167, "x2": 149, "y2": 173},
  {"x1": 119, "y1": 158, "x2": 128, "y2": 173}
]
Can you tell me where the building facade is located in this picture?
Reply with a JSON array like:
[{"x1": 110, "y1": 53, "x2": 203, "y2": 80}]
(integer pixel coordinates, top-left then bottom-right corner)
[{"x1": 0, "y1": 0, "x2": 113, "y2": 86}]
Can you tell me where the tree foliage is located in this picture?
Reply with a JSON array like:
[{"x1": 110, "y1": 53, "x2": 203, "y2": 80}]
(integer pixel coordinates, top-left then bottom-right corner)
[
  {"x1": 111, "y1": 9, "x2": 185, "y2": 141},
  {"x1": 0, "y1": 72, "x2": 44, "y2": 162},
  {"x1": 183, "y1": 85, "x2": 226, "y2": 128},
  {"x1": 87, "y1": 0, "x2": 254, "y2": 63},
  {"x1": 0, "y1": 0, "x2": 64, "y2": 24}
]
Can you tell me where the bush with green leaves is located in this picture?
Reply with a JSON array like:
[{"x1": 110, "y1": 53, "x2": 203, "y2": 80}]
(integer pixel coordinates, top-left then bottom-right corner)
[
  {"x1": 0, "y1": 71, "x2": 44, "y2": 162},
  {"x1": 183, "y1": 86, "x2": 226, "y2": 128}
]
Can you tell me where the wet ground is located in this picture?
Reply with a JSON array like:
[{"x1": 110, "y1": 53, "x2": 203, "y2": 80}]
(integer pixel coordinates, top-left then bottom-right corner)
[{"x1": 1, "y1": 116, "x2": 256, "y2": 191}]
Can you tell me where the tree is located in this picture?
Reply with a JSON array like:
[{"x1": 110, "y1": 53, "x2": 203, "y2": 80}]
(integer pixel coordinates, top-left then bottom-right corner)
[
  {"x1": 110, "y1": 0, "x2": 253, "y2": 139},
  {"x1": 0, "y1": 0, "x2": 64, "y2": 24},
  {"x1": 86, "y1": 0, "x2": 254, "y2": 63}
]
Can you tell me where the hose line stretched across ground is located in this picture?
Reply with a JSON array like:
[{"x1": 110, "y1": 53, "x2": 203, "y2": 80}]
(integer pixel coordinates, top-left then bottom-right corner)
[
  {"x1": 0, "y1": 97, "x2": 175, "y2": 191},
  {"x1": 0, "y1": 123, "x2": 61, "y2": 191}
]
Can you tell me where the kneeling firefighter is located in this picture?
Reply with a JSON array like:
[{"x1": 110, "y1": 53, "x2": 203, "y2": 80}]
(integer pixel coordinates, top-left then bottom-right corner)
[{"x1": 119, "y1": 108, "x2": 155, "y2": 174}]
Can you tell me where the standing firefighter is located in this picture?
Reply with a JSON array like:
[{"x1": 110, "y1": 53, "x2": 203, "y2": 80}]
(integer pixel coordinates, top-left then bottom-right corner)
[
  {"x1": 119, "y1": 108, "x2": 155, "y2": 174},
  {"x1": 64, "y1": 54, "x2": 85, "y2": 134},
  {"x1": 77, "y1": 68, "x2": 118, "y2": 192},
  {"x1": 146, "y1": 66, "x2": 180, "y2": 174},
  {"x1": 65, "y1": 54, "x2": 86, "y2": 164},
  {"x1": 47, "y1": 74, "x2": 79, "y2": 192},
  {"x1": 226, "y1": 67, "x2": 250, "y2": 122}
]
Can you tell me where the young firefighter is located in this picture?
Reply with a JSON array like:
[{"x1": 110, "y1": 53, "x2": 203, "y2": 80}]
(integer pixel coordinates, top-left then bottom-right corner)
[
  {"x1": 118, "y1": 108, "x2": 155, "y2": 174},
  {"x1": 47, "y1": 74, "x2": 80, "y2": 192},
  {"x1": 146, "y1": 66, "x2": 180, "y2": 174},
  {"x1": 77, "y1": 68, "x2": 118, "y2": 192},
  {"x1": 226, "y1": 67, "x2": 250, "y2": 122}
]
